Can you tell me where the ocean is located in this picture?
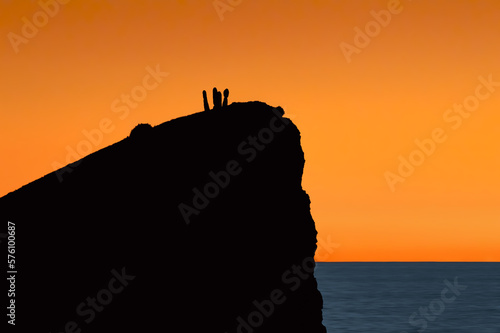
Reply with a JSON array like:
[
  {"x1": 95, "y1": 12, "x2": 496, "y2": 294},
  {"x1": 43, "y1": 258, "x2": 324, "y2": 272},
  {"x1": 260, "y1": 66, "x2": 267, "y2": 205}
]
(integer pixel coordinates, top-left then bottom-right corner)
[{"x1": 314, "y1": 262, "x2": 500, "y2": 333}]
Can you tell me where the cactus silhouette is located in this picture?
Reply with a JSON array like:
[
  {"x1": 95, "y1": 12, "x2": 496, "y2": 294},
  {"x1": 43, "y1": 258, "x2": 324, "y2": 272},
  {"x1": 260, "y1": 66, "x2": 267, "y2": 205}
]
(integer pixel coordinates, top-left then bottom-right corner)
[
  {"x1": 203, "y1": 87, "x2": 228, "y2": 111},
  {"x1": 223, "y1": 88, "x2": 229, "y2": 107},
  {"x1": 212, "y1": 88, "x2": 220, "y2": 110},
  {"x1": 203, "y1": 90, "x2": 210, "y2": 112}
]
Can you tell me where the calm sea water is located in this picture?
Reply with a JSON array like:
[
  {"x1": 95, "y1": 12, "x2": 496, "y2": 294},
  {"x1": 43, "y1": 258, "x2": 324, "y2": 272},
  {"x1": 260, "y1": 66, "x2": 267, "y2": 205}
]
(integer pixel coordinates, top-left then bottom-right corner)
[{"x1": 314, "y1": 262, "x2": 500, "y2": 333}]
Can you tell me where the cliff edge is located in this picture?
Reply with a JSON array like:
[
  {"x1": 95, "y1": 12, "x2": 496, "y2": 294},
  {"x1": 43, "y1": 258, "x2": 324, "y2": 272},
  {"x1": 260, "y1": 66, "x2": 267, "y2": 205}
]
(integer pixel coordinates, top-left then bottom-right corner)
[{"x1": 0, "y1": 101, "x2": 326, "y2": 332}]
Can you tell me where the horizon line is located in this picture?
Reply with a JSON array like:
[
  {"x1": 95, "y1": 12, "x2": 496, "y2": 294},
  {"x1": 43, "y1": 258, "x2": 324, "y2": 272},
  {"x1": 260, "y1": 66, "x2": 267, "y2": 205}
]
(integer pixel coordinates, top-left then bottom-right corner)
[{"x1": 315, "y1": 260, "x2": 500, "y2": 263}]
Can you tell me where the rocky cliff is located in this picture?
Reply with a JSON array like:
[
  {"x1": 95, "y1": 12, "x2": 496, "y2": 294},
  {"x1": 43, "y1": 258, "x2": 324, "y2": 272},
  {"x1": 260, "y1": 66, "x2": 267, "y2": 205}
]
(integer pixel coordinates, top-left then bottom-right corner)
[{"x1": 0, "y1": 101, "x2": 326, "y2": 332}]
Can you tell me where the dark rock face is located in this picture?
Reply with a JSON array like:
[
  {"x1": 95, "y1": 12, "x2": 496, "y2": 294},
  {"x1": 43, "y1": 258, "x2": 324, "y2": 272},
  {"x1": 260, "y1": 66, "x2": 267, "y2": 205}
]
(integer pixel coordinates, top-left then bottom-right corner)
[{"x1": 0, "y1": 102, "x2": 326, "y2": 332}]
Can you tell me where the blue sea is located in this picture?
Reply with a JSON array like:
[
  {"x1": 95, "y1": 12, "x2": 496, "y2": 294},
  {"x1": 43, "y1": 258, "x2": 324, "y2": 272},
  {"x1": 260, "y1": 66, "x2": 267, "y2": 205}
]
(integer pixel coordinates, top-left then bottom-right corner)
[{"x1": 314, "y1": 262, "x2": 500, "y2": 333}]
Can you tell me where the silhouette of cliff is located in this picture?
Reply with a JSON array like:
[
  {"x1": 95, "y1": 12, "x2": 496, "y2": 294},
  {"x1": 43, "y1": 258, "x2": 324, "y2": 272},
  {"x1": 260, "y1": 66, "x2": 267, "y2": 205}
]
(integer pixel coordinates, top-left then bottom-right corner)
[{"x1": 0, "y1": 101, "x2": 326, "y2": 333}]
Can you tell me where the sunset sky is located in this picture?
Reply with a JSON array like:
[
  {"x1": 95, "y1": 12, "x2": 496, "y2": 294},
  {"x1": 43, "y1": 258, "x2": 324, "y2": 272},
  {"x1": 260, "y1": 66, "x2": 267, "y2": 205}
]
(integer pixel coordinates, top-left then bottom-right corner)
[{"x1": 1, "y1": 0, "x2": 499, "y2": 261}]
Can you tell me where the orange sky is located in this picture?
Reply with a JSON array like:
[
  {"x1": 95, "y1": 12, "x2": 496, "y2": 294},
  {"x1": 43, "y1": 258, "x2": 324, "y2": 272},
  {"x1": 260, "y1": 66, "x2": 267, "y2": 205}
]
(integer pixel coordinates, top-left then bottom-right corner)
[{"x1": 1, "y1": 0, "x2": 499, "y2": 261}]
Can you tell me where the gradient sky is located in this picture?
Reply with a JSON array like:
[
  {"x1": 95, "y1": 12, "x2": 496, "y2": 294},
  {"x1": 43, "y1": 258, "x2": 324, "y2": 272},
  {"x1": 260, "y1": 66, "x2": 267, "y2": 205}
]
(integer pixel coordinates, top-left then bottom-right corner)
[{"x1": 1, "y1": 0, "x2": 499, "y2": 261}]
